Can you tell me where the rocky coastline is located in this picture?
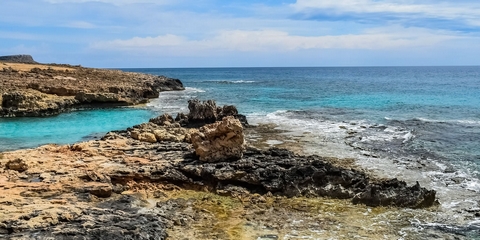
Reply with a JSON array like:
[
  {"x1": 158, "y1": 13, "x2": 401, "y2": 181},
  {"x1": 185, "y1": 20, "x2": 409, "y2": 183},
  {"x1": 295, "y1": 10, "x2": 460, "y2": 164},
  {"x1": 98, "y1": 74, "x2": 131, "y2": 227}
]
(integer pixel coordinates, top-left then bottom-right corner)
[
  {"x1": 0, "y1": 99, "x2": 438, "y2": 239},
  {"x1": 0, "y1": 56, "x2": 184, "y2": 117}
]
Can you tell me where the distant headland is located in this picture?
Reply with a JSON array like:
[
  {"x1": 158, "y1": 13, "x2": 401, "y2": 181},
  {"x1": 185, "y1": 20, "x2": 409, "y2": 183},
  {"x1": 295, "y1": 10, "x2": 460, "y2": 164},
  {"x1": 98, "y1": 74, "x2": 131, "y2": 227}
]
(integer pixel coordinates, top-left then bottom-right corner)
[
  {"x1": 0, "y1": 54, "x2": 37, "y2": 64},
  {"x1": 0, "y1": 55, "x2": 184, "y2": 117}
]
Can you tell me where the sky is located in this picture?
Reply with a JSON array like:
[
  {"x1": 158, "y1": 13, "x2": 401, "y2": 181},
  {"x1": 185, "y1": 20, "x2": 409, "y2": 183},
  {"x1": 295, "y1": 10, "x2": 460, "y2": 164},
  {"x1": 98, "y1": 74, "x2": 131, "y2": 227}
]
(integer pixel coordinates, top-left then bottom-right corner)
[{"x1": 1, "y1": 0, "x2": 480, "y2": 67}]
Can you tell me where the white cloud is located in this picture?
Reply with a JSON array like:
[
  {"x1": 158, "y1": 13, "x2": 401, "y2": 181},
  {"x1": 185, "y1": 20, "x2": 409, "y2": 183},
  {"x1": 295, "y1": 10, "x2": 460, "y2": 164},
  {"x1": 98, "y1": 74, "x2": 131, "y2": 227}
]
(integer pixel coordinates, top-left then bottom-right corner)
[
  {"x1": 293, "y1": 0, "x2": 480, "y2": 25},
  {"x1": 90, "y1": 27, "x2": 462, "y2": 55},
  {"x1": 93, "y1": 34, "x2": 187, "y2": 49},
  {"x1": 45, "y1": 0, "x2": 173, "y2": 5},
  {"x1": 63, "y1": 21, "x2": 97, "y2": 29}
]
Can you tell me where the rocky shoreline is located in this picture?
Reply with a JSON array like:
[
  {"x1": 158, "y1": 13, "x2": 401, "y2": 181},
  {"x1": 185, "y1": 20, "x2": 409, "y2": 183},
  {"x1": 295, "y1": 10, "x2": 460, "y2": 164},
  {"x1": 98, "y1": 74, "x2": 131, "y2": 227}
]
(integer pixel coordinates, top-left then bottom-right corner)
[
  {"x1": 0, "y1": 99, "x2": 438, "y2": 239},
  {"x1": 0, "y1": 56, "x2": 184, "y2": 117}
]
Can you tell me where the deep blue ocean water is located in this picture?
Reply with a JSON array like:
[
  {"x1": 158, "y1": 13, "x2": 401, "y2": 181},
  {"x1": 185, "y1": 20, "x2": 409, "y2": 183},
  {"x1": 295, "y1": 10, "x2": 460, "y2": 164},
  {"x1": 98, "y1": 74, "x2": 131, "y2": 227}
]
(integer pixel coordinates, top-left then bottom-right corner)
[{"x1": 1, "y1": 66, "x2": 480, "y2": 238}]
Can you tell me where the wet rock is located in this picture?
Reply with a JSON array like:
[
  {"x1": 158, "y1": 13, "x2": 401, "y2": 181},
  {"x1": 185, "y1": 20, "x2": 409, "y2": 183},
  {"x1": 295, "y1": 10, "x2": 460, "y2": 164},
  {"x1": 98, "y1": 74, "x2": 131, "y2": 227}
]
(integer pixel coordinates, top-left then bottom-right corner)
[
  {"x1": 352, "y1": 180, "x2": 437, "y2": 208},
  {"x1": 191, "y1": 116, "x2": 246, "y2": 162}
]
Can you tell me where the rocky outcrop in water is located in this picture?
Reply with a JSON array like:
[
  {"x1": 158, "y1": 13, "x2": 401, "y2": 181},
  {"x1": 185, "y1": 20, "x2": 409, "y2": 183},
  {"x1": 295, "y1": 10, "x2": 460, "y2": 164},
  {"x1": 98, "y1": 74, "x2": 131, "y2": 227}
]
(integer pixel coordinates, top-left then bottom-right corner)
[{"x1": 0, "y1": 60, "x2": 184, "y2": 117}]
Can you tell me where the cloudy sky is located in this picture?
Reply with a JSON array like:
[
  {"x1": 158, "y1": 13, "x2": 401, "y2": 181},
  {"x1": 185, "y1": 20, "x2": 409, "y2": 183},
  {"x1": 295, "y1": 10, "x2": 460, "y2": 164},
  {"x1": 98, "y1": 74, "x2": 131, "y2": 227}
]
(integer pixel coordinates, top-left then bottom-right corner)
[{"x1": 1, "y1": 0, "x2": 480, "y2": 67}]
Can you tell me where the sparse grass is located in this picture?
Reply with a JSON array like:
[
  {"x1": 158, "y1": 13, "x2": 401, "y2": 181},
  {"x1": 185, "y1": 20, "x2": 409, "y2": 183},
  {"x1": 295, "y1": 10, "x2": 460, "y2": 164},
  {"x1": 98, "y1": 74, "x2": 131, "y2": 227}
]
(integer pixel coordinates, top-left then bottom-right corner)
[{"x1": 1, "y1": 62, "x2": 75, "y2": 72}]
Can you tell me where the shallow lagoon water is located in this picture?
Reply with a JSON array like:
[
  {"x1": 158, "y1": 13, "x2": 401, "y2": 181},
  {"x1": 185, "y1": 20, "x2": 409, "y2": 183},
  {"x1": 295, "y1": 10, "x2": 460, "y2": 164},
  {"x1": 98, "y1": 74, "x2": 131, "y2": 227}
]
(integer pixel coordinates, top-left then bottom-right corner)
[{"x1": 0, "y1": 108, "x2": 155, "y2": 151}]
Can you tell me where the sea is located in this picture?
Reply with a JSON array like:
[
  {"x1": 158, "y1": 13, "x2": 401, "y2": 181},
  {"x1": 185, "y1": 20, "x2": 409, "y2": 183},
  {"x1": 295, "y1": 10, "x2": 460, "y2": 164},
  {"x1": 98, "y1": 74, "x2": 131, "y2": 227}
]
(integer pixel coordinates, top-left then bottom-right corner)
[{"x1": 1, "y1": 66, "x2": 480, "y2": 239}]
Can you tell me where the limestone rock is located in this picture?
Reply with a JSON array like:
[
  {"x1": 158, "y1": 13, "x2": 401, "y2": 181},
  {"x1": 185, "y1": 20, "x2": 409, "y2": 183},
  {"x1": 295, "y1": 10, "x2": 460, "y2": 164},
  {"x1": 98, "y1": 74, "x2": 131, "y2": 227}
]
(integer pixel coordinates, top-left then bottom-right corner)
[
  {"x1": 191, "y1": 116, "x2": 246, "y2": 162},
  {"x1": 131, "y1": 131, "x2": 157, "y2": 143},
  {"x1": 153, "y1": 129, "x2": 183, "y2": 142},
  {"x1": 75, "y1": 92, "x2": 123, "y2": 103}
]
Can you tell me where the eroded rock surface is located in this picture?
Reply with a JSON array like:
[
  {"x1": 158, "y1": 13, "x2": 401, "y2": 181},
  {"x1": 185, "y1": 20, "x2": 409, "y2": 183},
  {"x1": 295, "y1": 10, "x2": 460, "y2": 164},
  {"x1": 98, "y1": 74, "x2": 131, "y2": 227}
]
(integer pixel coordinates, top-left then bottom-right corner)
[
  {"x1": 176, "y1": 99, "x2": 249, "y2": 127},
  {"x1": 191, "y1": 116, "x2": 246, "y2": 162}
]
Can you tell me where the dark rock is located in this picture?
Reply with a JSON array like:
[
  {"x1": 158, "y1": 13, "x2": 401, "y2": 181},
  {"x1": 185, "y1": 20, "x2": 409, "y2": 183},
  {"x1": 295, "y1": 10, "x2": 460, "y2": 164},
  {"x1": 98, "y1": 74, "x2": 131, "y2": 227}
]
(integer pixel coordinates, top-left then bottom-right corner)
[
  {"x1": 150, "y1": 113, "x2": 175, "y2": 126},
  {"x1": 107, "y1": 143, "x2": 436, "y2": 208},
  {"x1": 187, "y1": 99, "x2": 218, "y2": 125},
  {"x1": 0, "y1": 55, "x2": 37, "y2": 64},
  {"x1": 5, "y1": 158, "x2": 28, "y2": 172},
  {"x1": 352, "y1": 180, "x2": 437, "y2": 208},
  {"x1": 180, "y1": 99, "x2": 248, "y2": 127},
  {"x1": 2, "y1": 195, "x2": 169, "y2": 240}
]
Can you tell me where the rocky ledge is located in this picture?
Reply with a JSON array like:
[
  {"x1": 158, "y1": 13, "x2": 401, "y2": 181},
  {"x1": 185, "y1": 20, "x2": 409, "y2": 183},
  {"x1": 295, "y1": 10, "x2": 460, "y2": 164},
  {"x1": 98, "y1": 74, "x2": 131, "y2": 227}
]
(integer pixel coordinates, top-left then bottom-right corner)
[
  {"x1": 0, "y1": 57, "x2": 184, "y2": 117},
  {"x1": 0, "y1": 100, "x2": 437, "y2": 239}
]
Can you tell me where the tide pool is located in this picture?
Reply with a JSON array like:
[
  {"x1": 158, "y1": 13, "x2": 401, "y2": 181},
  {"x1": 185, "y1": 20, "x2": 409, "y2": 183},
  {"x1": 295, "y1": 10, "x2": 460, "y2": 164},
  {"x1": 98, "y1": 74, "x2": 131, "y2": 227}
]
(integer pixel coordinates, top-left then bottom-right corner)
[{"x1": 0, "y1": 108, "x2": 155, "y2": 152}]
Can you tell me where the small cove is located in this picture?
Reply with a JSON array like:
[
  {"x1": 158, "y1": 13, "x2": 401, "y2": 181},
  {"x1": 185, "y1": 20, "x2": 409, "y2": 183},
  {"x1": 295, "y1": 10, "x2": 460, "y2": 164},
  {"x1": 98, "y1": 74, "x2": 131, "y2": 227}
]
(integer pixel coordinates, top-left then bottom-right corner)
[{"x1": 0, "y1": 108, "x2": 155, "y2": 152}]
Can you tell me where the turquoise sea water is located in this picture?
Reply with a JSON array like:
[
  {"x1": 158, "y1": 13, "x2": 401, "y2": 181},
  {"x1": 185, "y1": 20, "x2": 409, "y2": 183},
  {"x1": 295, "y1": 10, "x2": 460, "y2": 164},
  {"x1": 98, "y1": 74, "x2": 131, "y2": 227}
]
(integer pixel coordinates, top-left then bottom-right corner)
[
  {"x1": 0, "y1": 108, "x2": 155, "y2": 151},
  {"x1": 1, "y1": 66, "x2": 480, "y2": 238}
]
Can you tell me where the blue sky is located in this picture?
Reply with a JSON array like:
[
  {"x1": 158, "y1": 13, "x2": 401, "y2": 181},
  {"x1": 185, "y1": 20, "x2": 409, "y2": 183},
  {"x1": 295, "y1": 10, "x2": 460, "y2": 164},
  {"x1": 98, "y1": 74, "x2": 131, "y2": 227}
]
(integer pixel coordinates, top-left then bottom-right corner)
[{"x1": 1, "y1": 0, "x2": 480, "y2": 67}]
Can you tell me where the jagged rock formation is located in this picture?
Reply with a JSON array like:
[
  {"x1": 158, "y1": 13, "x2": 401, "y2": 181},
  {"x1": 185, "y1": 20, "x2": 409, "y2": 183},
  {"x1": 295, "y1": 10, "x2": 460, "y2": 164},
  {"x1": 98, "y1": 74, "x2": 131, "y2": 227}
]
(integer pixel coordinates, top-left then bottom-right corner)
[
  {"x1": 191, "y1": 116, "x2": 246, "y2": 162},
  {"x1": 0, "y1": 62, "x2": 184, "y2": 117},
  {"x1": 176, "y1": 99, "x2": 249, "y2": 127},
  {"x1": 0, "y1": 55, "x2": 37, "y2": 64}
]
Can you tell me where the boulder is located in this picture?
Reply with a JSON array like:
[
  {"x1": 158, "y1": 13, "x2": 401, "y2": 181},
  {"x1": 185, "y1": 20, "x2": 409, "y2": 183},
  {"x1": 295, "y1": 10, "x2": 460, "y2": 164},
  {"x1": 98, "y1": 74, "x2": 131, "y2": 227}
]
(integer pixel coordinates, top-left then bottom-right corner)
[
  {"x1": 187, "y1": 99, "x2": 218, "y2": 125},
  {"x1": 153, "y1": 129, "x2": 182, "y2": 142},
  {"x1": 149, "y1": 113, "x2": 175, "y2": 126},
  {"x1": 191, "y1": 116, "x2": 246, "y2": 162},
  {"x1": 139, "y1": 133, "x2": 157, "y2": 143},
  {"x1": 130, "y1": 131, "x2": 157, "y2": 143},
  {"x1": 179, "y1": 99, "x2": 248, "y2": 127}
]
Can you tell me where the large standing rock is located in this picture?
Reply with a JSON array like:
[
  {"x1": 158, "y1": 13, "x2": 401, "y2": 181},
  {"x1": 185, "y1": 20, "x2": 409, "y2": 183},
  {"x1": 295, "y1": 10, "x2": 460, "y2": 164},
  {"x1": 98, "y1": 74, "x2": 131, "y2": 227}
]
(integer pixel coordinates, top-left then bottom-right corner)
[
  {"x1": 191, "y1": 116, "x2": 245, "y2": 162},
  {"x1": 187, "y1": 99, "x2": 218, "y2": 125},
  {"x1": 180, "y1": 99, "x2": 248, "y2": 127}
]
